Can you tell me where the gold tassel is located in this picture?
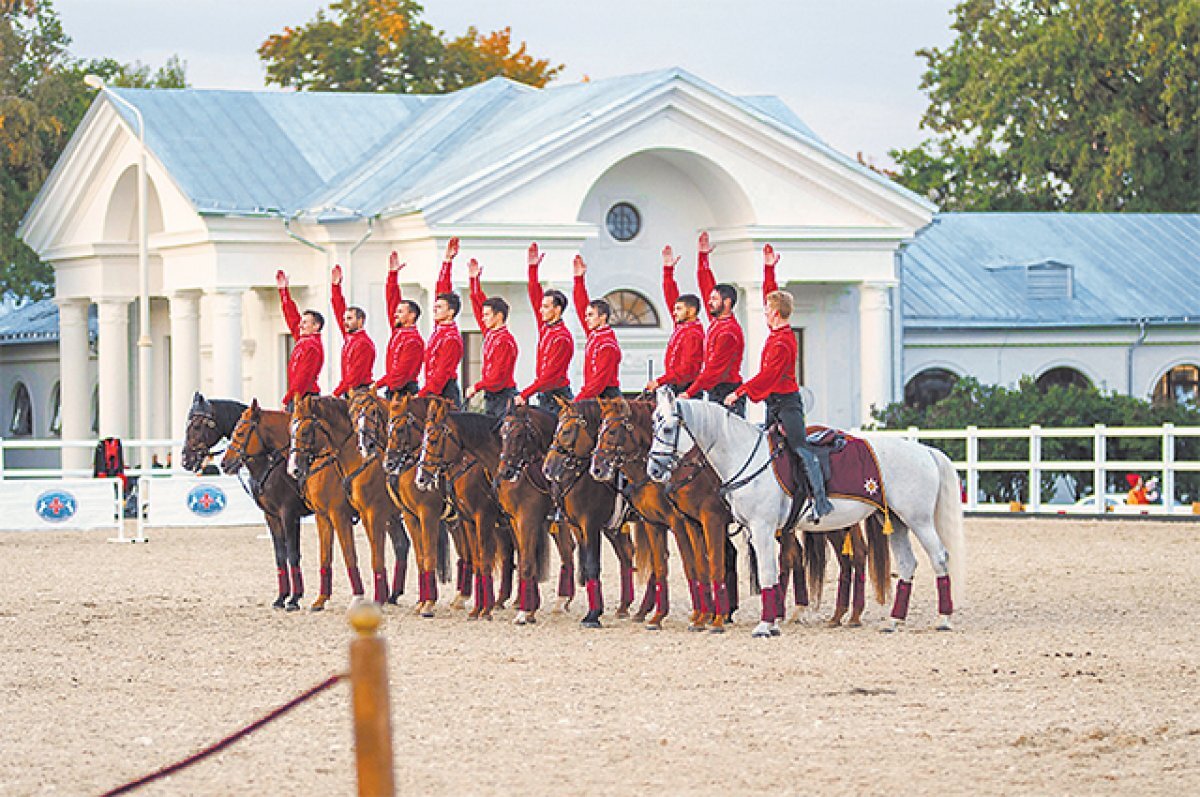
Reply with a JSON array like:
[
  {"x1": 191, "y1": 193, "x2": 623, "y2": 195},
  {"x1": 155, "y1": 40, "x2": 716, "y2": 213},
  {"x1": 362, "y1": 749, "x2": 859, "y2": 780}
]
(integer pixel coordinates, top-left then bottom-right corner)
[
  {"x1": 841, "y1": 532, "x2": 853, "y2": 556},
  {"x1": 882, "y1": 510, "x2": 894, "y2": 535}
]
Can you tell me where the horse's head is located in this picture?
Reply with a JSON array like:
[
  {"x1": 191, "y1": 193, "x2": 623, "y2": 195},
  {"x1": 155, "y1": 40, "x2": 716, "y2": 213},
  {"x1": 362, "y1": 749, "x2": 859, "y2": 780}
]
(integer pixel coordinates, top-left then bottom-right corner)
[
  {"x1": 543, "y1": 398, "x2": 594, "y2": 483},
  {"x1": 183, "y1": 391, "x2": 220, "y2": 472},
  {"x1": 349, "y1": 389, "x2": 386, "y2": 459},
  {"x1": 384, "y1": 395, "x2": 423, "y2": 475},
  {"x1": 288, "y1": 394, "x2": 323, "y2": 480},
  {"x1": 498, "y1": 406, "x2": 543, "y2": 482},
  {"x1": 648, "y1": 387, "x2": 695, "y2": 483},
  {"x1": 415, "y1": 398, "x2": 453, "y2": 492},
  {"x1": 222, "y1": 399, "x2": 263, "y2": 474},
  {"x1": 590, "y1": 397, "x2": 636, "y2": 483}
]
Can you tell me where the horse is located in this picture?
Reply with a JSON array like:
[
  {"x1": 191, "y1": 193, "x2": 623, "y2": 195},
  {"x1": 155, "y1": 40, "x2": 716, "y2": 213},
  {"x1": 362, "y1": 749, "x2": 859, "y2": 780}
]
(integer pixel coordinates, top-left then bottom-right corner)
[
  {"x1": 590, "y1": 397, "x2": 738, "y2": 631},
  {"x1": 185, "y1": 392, "x2": 311, "y2": 611},
  {"x1": 800, "y1": 517, "x2": 892, "y2": 627},
  {"x1": 648, "y1": 390, "x2": 966, "y2": 637},
  {"x1": 495, "y1": 406, "x2": 581, "y2": 614},
  {"x1": 417, "y1": 399, "x2": 550, "y2": 623},
  {"x1": 287, "y1": 394, "x2": 406, "y2": 607},
  {"x1": 542, "y1": 399, "x2": 648, "y2": 629}
]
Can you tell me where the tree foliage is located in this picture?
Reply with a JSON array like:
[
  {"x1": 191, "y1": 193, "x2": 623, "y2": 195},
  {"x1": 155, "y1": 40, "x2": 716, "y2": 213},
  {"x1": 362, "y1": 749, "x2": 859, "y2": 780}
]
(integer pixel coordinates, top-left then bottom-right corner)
[
  {"x1": 258, "y1": 0, "x2": 562, "y2": 93},
  {"x1": 871, "y1": 376, "x2": 1200, "y2": 502},
  {"x1": 890, "y1": 0, "x2": 1200, "y2": 211},
  {"x1": 0, "y1": 1, "x2": 186, "y2": 302}
]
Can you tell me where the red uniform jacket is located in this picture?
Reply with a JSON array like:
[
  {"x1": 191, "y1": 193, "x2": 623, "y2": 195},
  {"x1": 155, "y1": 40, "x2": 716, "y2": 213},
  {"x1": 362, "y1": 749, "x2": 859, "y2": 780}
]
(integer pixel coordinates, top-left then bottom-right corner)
[
  {"x1": 279, "y1": 286, "x2": 323, "y2": 405},
  {"x1": 330, "y1": 282, "x2": 376, "y2": 396},
  {"x1": 520, "y1": 263, "x2": 574, "y2": 400},
  {"x1": 658, "y1": 263, "x2": 703, "y2": 386},
  {"x1": 376, "y1": 271, "x2": 424, "y2": 389},
  {"x1": 573, "y1": 275, "x2": 621, "y2": 401},
  {"x1": 419, "y1": 259, "x2": 461, "y2": 396},
  {"x1": 469, "y1": 274, "x2": 518, "y2": 392},
  {"x1": 736, "y1": 324, "x2": 799, "y2": 402}
]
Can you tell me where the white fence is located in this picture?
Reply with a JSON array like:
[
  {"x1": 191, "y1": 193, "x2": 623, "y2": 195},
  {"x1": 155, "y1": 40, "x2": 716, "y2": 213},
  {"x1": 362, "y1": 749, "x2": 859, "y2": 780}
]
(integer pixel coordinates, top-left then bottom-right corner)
[
  {"x1": 0, "y1": 477, "x2": 124, "y2": 534},
  {"x1": 3, "y1": 428, "x2": 1200, "y2": 519}
]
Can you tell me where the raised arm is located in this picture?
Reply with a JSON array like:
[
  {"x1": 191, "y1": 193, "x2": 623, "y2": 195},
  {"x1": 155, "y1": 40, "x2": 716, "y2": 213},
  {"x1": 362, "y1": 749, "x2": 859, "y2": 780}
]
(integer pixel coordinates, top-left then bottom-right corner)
[
  {"x1": 468, "y1": 258, "x2": 486, "y2": 330},
  {"x1": 436, "y1": 236, "x2": 458, "y2": 295},
  {"x1": 697, "y1": 232, "x2": 716, "y2": 320},
  {"x1": 527, "y1": 242, "x2": 545, "y2": 322},
  {"x1": 385, "y1": 252, "x2": 405, "y2": 321},
  {"x1": 662, "y1": 244, "x2": 681, "y2": 309},
  {"x1": 330, "y1": 264, "x2": 349, "y2": 339},
  {"x1": 276, "y1": 270, "x2": 301, "y2": 339},
  {"x1": 572, "y1": 255, "x2": 589, "y2": 329},
  {"x1": 763, "y1": 243, "x2": 779, "y2": 298}
]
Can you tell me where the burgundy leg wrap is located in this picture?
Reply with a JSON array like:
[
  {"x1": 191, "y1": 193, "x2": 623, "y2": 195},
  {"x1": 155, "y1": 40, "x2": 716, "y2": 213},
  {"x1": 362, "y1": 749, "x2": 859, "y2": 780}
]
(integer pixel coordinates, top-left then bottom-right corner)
[
  {"x1": 290, "y1": 565, "x2": 304, "y2": 598},
  {"x1": 392, "y1": 559, "x2": 406, "y2": 597},
  {"x1": 483, "y1": 574, "x2": 496, "y2": 611},
  {"x1": 761, "y1": 586, "x2": 777, "y2": 624},
  {"x1": 727, "y1": 571, "x2": 739, "y2": 614},
  {"x1": 473, "y1": 573, "x2": 485, "y2": 612},
  {"x1": 417, "y1": 570, "x2": 427, "y2": 603},
  {"x1": 656, "y1": 578, "x2": 670, "y2": 615},
  {"x1": 530, "y1": 579, "x2": 541, "y2": 612},
  {"x1": 373, "y1": 571, "x2": 388, "y2": 604},
  {"x1": 853, "y1": 569, "x2": 866, "y2": 613},
  {"x1": 585, "y1": 578, "x2": 603, "y2": 614},
  {"x1": 712, "y1": 581, "x2": 729, "y2": 618},
  {"x1": 557, "y1": 564, "x2": 575, "y2": 597},
  {"x1": 793, "y1": 566, "x2": 808, "y2": 607},
  {"x1": 319, "y1": 567, "x2": 333, "y2": 598},
  {"x1": 457, "y1": 559, "x2": 471, "y2": 597},
  {"x1": 620, "y1": 565, "x2": 634, "y2": 607},
  {"x1": 427, "y1": 570, "x2": 439, "y2": 604},
  {"x1": 347, "y1": 567, "x2": 364, "y2": 596},
  {"x1": 891, "y1": 579, "x2": 913, "y2": 620},
  {"x1": 701, "y1": 582, "x2": 716, "y2": 616},
  {"x1": 774, "y1": 582, "x2": 786, "y2": 619},
  {"x1": 276, "y1": 567, "x2": 289, "y2": 597},
  {"x1": 937, "y1": 574, "x2": 954, "y2": 615},
  {"x1": 836, "y1": 570, "x2": 852, "y2": 611},
  {"x1": 638, "y1": 574, "x2": 657, "y2": 616},
  {"x1": 517, "y1": 577, "x2": 528, "y2": 611},
  {"x1": 688, "y1": 579, "x2": 702, "y2": 613}
]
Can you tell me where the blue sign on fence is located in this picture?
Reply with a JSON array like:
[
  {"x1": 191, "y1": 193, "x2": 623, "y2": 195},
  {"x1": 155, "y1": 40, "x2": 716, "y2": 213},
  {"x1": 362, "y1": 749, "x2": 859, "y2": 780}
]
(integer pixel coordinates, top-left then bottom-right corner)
[
  {"x1": 35, "y1": 490, "x2": 78, "y2": 523},
  {"x1": 186, "y1": 484, "x2": 227, "y2": 516}
]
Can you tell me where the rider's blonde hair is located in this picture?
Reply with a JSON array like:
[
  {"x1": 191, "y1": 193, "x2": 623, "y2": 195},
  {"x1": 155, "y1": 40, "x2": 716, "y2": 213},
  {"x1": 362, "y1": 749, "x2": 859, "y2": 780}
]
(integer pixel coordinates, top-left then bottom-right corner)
[{"x1": 765, "y1": 290, "x2": 794, "y2": 319}]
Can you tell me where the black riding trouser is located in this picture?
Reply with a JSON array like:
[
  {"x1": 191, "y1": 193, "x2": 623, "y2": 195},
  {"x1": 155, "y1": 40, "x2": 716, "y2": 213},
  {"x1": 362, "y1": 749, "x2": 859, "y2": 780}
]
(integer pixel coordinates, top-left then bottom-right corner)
[
  {"x1": 535, "y1": 386, "x2": 574, "y2": 416},
  {"x1": 438, "y1": 379, "x2": 463, "y2": 409},
  {"x1": 483, "y1": 388, "x2": 518, "y2": 418},
  {"x1": 384, "y1": 382, "x2": 418, "y2": 401},
  {"x1": 708, "y1": 381, "x2": 746, "y2": 417},
  {"x1": 766, "y1": 391, "x2": 833, "y2": 519}
]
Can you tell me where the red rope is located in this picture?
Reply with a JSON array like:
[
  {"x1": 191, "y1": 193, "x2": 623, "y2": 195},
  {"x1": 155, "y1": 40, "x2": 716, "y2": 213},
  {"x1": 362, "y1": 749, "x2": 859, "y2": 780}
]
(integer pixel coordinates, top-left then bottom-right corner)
[{"x1": 99, "y1": 673, "x2": 346, "y2": 796}]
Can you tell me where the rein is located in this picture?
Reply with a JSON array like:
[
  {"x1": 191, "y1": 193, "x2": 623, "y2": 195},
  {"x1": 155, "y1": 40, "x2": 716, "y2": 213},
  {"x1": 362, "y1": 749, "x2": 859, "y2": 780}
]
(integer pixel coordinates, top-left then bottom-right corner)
[{"x1": 497, "y1": 413, "x2": 553, "y2": 497}]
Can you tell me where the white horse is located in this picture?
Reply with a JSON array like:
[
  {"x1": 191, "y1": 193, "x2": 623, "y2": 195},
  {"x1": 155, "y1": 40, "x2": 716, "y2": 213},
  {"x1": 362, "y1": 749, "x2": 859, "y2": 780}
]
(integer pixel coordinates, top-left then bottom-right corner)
[{"x1": 647, "y1": 390, "x2": 966, "y2": 638}]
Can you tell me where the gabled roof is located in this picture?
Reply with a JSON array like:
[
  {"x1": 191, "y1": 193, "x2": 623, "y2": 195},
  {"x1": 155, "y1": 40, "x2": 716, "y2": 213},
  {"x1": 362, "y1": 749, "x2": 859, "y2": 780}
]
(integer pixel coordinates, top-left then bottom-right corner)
[
  {"x1": 0, "y1": 299, "x2": 97, "y2": 346},
  {"x1": 90, "y1": 68, "x2": 922, "y2": 221},
  {"x1": 901, "y1": 213, "x2": 1200, "y2": 328}
]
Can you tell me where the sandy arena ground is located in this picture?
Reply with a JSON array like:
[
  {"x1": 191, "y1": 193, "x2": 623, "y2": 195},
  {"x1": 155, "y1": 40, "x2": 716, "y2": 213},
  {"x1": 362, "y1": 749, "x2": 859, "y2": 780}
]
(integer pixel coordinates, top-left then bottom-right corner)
[{"x1": 1, "y1": 517, "x2": 1198, "y2": 796}]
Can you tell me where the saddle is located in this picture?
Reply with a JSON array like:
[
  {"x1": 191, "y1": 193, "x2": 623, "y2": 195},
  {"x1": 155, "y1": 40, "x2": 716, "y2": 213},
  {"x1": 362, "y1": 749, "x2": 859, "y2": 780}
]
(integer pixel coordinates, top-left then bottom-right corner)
[
  {"x1": 769, "y1": 425, "x2": 888, "y2": 521},
  {"x1": 767, "y1": 424, "x2": 843, "y2": 499}
]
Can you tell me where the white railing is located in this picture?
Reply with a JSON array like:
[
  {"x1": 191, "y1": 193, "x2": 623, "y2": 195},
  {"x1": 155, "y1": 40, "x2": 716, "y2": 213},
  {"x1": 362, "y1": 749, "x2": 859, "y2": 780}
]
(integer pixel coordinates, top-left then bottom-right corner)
[
  {"x1": 0, "y1": 437, "x2": 182, "y2": 480},
  {"x1": 867, "y1": 423, "x2": 1200, "y2": 516}
]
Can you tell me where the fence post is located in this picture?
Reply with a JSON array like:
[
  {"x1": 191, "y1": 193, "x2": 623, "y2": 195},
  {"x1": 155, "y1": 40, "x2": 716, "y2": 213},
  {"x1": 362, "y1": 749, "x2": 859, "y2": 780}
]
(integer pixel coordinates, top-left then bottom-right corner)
[
  {"x1": 965, "y1": 426, "x2": 979, "y2": 510},
  {"x1": 348, "y1": 603, "x2": 395, "y2": 797},
  {"x1": 1163, "y1": 423, "x2": 1176, "y2": 514},
  {"x1": 1094, "y1": 424, "x2": 1107, "y2": 515},
  {"x1": 1029, "y1": 424, "x2": 1042, "y2": 513}
]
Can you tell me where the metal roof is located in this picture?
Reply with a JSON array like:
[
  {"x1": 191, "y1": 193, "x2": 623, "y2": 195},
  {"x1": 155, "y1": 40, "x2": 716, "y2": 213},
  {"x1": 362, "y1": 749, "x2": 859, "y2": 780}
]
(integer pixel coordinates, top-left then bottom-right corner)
[
  {"x1": 0, "y1": 299, "x2": 97, "y2": 346},
  {"x1": 104, "y1": 68, "x2": 896, "y2": 220},
  {"x1": 900, "y1": 213, "x2": 1200, "y2": 328}
]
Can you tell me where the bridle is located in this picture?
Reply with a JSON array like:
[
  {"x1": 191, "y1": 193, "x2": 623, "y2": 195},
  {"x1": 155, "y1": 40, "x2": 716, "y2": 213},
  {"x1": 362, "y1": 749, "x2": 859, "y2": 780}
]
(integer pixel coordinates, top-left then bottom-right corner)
[
  {"x1": 183, "y1": 411, "x2": 222, "y2": 469},
  {"x1": 350, "y1": 392, "x2": 387, "y2": 460},
  {"x1": 545, "y1": 410, "x2": 592, "y2": 490},
  {"x1": 289, "y1": 412, "x2": 353, "y2": 482},
  {"x1": 593, "y1": 411, "x2": 639, "y2": 480},
  {"x1": 651, "y1": 401, "x2": 773, "y2": 497},
  {"x1": 383, "y1": 408, "x2": 423, "y2": 475},
  {"x1": 497, "y1": 411, "x2": 549, "y2": 491},
  {"x1": 417, "y1": 411, "x2": 491, "y2": 494}
]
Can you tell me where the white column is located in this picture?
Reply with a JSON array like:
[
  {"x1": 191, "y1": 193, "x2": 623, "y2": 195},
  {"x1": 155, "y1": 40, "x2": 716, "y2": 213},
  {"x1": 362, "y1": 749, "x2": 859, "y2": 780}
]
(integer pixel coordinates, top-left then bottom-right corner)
[
  {"x1": 96, "y1": 297, "x2": 132, "y2": 438},
  {"x1": 209, "y1": 288, "x2": 244, "y2": 400},
  {"x1": 859, "y1": 282, "x2": 894, "y2": 426},
  {"x1": 741, "y1": 283, "x2": 768, "y2": 424},
  {"x1": 169, "y1": 291, "x2": 201, "y2": 449},
  {"x1": 56, "y1": 298, "x2": 92, "y2": 472}
]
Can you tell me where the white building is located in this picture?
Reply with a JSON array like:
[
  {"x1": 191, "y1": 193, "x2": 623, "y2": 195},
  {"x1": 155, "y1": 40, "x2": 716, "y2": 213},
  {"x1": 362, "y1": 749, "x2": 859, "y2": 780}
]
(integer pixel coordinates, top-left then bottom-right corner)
[{"x1": 6, "y1": 69, "x2": 1199, "y2": 471}]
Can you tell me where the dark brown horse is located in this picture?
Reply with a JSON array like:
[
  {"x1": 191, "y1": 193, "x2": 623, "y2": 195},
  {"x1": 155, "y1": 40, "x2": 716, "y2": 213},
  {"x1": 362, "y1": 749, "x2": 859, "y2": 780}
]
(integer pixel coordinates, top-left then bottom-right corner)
[
  {"x1": 186, "y1": 392, "x2": 310, "y2": 611},
  {"x1": 590, "y1": 397, "x2": 741, "y2": 631},
  {"x1": 542, "y1": 399, "x2": 644, "y2": 629},
  {"x1": 287, "y1": 395, "x2": 402, "y2": 607},
  {"x1": 801, "y1": 517, "x2": 892, "y2": 627},
  {"x1": 417, "y1": 400, "x2": 548, "y2": 622}
]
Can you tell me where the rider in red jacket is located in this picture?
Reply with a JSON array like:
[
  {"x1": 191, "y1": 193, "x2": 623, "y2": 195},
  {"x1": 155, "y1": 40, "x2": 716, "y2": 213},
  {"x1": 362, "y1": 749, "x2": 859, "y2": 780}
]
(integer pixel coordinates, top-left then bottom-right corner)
[
  {"x1": 375, "y1": 252, "x2": 425, "y2": 398},
  {"x1": 572, "y1": 255, "x2": 621, "y2": 401},
  {"x1": 418, "y1": 238, "x2": 464, "y2": 406},
  {"x1": 465, "y1": 258, "x2": 519, "y2": 417},
  {"x1": 515, "y1": 243, "x2": 574, "y2": 414},
  {"x1": 646, "y1": 244, "x2": 703, "y2": 395},
  {"x1": 329, "y1": 264, "x2": 376, "y2": 397},
  {"x1": 277, "y1": 269, "x2": 324, "y2": 409}
]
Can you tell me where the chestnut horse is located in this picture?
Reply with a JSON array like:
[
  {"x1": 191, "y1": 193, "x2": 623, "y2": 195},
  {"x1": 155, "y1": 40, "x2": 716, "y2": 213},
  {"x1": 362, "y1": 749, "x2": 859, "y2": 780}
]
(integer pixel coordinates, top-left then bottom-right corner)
[
  {"x1": 287, "y1": 395, "x2": 407, "y2": 606},
  {"x1": 801, "y1": 517, "x2": 892, "y2": 627},
  {"x1": 590, "y1": 397, "x2": 740, "y2": 631},
  {"x1": 417, "y1": 399, "x2": 551, "y2": 622},
  {"x1": 542, "y1": 400, "x2": 648, "y2": 629},
  {"x1": 185, "y1": 392, "x2": 311, "y2": 611}
]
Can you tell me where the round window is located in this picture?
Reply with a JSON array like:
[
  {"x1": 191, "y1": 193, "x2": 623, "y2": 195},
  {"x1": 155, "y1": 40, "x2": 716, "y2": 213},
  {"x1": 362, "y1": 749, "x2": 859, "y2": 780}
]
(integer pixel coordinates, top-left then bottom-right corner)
[{"x1": 605, "y1": 202, "x2": 641, "y2": 242}]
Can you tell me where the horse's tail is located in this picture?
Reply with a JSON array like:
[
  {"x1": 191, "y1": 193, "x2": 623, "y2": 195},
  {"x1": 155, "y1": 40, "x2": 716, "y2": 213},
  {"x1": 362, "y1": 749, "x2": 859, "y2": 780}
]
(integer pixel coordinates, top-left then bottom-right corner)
[
  {"x1": 864, "y1": 515, "x2": 892, "y2": 606},
  {"x1": 803, "y1": 530, "x2": 827, "y2": 609},
  {"x1": 633, "y1": 522, "x2": 653, "y2": 586},
  {"x1": 436, "y1": 520, "x2": 452, "y2": 584},
  {"x1": 930, "y1": 447, "x2": 967, "y2": 605},
  {"x1": 534, "y1": 516, "x2": 550, "y2": 583}
]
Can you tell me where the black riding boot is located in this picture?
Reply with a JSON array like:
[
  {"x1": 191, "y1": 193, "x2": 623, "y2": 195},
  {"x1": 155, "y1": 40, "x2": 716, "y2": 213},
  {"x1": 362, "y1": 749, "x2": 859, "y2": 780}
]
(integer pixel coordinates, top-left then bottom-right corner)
[{"x1": 795, "y1": 445, "x2": 834, "y2": 522}]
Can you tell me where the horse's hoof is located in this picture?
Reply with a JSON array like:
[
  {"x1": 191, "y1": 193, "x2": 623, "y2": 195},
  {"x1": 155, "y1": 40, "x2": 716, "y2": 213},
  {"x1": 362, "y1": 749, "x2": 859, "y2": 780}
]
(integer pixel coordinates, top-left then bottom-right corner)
[
  {"x1": 272, "y1": 596, "x2": 287, "y2": 610},
  {"x1": 526, "y1": 614, "x2": 537, "y2": 624},
  {"x1": 936, "y1": 615, "x2": 953, "y2": 631},
  {"x1": 645, "y1": 621, "x2": 662, "y2": 631},
  {"x1": 751, "y1": 622, "x2": 774, "y2": 638},
  {"x1": 770, "y1": 623, "x2": 782, "y2": 637},
  {"x1": 513, "y1": 611, "x2": 527, "y2": 626},
  {"x1": 310, "y1": 596, "x2": 329, "y2": 612},
  {"x1": 879, "y1": 618, "x2": 901, "y2": 633},
  {"x1": 450, "y1": 595, "x2": 467, "y2": 610},
  {"x1": 615, "y1": 608, "x2": 630, "y2": 620},
  {"x1": 285, "y1": 600, "x2": 301, "y2": 613},
  {"x1": 494, "y1": 600, "x2": 508, "y2": 611},
  {"x1": 581, "y1": 618, "x2": 602, "y2": 629},
  {"x1": 632, "y1": 612, "x2": 648, "y2": 624},
  {"x1": 687, "y1": 622, "x2": 705, "y2": 632},
  {"x1": 708, "y1": 624, "x2": 726, "y2": 634},
  {"x1": 847, "y1": 618, "x2": 863, "y2": 628},
  {"x1": 386, "y1": 595, "x2": 400, "y2": 606},
  {"x1": 826, "y1": 618, "x2": 842, "y2": 628}
]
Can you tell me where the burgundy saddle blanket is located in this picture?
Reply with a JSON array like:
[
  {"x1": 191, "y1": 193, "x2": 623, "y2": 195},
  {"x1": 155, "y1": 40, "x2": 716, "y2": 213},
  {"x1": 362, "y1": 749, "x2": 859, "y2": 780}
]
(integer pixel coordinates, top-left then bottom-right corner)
[{"x1": 769, "y1": 425, "x2": 886, "y2": 511}]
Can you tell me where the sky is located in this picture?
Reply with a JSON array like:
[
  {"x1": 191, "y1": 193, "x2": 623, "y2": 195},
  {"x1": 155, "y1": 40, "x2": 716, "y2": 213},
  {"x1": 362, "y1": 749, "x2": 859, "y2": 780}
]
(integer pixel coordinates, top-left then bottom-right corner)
[{"x1": 52, "y1": 0, "x2": 960, "y2": 164}]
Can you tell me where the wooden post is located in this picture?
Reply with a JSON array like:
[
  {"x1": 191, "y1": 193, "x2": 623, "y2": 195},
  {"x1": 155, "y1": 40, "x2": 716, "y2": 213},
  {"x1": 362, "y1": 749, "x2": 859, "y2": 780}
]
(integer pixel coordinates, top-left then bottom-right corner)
[{"x1": 348, "y1": 603, "x2": 395, "y2": 797}]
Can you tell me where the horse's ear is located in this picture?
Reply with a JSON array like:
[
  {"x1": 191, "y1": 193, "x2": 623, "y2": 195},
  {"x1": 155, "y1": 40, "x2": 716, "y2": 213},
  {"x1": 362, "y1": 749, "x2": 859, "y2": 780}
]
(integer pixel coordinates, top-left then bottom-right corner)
[
  {"x1": 191, "y1": 391, "x2": 209, "y2": 414},
  {"x1": 249, "y1": 398, "x2": 260, "y2": 416}
]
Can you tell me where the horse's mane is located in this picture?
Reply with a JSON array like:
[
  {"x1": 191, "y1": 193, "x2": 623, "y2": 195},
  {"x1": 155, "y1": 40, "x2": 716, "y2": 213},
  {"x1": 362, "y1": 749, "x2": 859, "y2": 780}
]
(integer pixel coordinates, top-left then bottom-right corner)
[
  {"x1": 623, "y1": 399, "x2": 655, "y2": 424},
  {"x1": 210, "y1": 399, "x2": 248, "y2": 434},
  {"x1": 570, "y1": 399, "x2": 604, "y2": 427},
  {"x1": 677, "y1": 397, "x2": 751, "y2": 440},
  {"x1": 448, "y1": 411, "x2": 500, "y2": 450},
  {"x1": 308, "y1": 395, "x2": 349, "y2": 420},
  {"x1": 515, "y1": 406, "x2": 557, "y2": 436}
]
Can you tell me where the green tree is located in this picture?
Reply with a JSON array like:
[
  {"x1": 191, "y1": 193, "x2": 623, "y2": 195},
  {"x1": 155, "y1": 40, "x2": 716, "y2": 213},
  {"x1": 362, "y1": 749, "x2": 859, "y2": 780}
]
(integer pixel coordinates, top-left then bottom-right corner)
[
  {"x1": 258, "y1": 0, "x2": 561, "y2": 93},
  {"x1": 1, "y1": 1, "x2": 186, "y2": 302},
  {"x1": 890, "y1": 0, "x2": 1200, "y2": 211}
]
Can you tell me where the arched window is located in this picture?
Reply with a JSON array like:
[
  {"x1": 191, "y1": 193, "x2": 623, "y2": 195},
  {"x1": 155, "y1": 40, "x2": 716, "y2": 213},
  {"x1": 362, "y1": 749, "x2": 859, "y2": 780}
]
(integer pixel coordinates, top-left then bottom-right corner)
[
  {"x1": 904, "y1": 368, "x2": 958, "y2": 409},
  {"x1": 9, "y1": 382, "x2": 33, "y2": 437},
  {"x1": 1036, "y1": 367, "x2": 1091, "y2": 392},
  {"x1": 49, "y1": 382, "x2": 62, "y2": 437},
  {"x1": 90, "y1": 386, "x2": 100, "y2": 434},
  {"x1": 602, "y1": 289, "x2": 660, "y2": 328},
  {"x1": 1153, "y1": 365, "x2": 1200, "y2": 408}
]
